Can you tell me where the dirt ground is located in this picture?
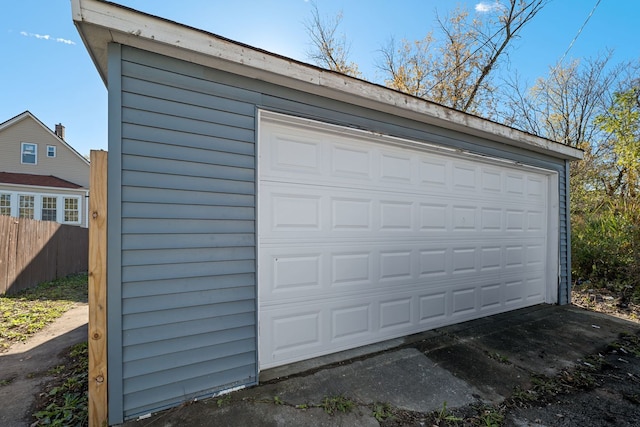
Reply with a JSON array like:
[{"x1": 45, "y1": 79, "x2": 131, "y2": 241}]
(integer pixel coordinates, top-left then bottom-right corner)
[
  {"x1": 572, "y1": 286, "x2": 640, "y2": 324},
  {"x1": 505, "y1": 332, "x2": 640, "y2": 426},
  {"x1": 502, "y1": 288, "x2": 640, "y2": 426}
]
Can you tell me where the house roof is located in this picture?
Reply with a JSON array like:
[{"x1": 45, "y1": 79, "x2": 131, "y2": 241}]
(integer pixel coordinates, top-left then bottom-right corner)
[
  {"x1": 0, "y1": 172, "x2": 82, "y2": 189},
  {"x1": 0, "y1": 111, "x2": 90, "y2": 166},
  {"x1": 71, "y1": 0, "x2": 583, "y2": 161}
]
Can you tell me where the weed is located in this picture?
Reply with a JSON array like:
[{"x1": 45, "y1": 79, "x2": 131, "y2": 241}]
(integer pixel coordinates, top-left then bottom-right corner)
[
  {"x1": 371, "y1": 402, "x2": 394, "y2": 422},
  {"x1": 477, "y1": 407, "x2": 504, "y2": 426},
  {"x1": 511, "y1": 386, "x2": 537, "y2": 404},
  {"x1": 433, "y1": 401, "x2": 463, "y2": 424},
  {"x1": 295, "y1": 403, "x2": 309, "y2": 409},
  {"x1": 32, "y1": 342, "x2": 88, "y2": 426},
  {"x1": 216, "y1": 394, "x2": 232, "y2": 407},
  {"x1": 0, "y1": 273, "x2": 88, "y2": 351},
  {"x1": 320, "y1": 395, "x2": 355, "y2": 415},
  {"x1": 0, "y1": 376, "x2": 16, "y2": 386},
  {"x1": 47, "y1": 365, "x2": 66, "y2": 376},
  {"x1": 273, "y1": 396, "x2": 283, "y2": 405},
  {"x1": 488, "y1": 352, "x2": 510, "y2": 364}
]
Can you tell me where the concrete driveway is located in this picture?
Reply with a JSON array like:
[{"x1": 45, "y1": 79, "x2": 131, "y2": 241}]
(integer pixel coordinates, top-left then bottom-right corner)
[{"x1": 118, "y1": 304, "x2": 640, "y2": 426}]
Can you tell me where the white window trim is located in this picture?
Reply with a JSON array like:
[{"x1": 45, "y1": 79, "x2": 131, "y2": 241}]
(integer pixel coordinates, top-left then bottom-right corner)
[
  {"x1": 47, "y1": 145, "x2": 57, "y2": 158},
  {"x1": 41, "y1": 195, "x2": 58, "y2": 222},
  {"x1": 18, "y1": 194, "x2": 36, "y2": 219},
  {"x1": 21, "y1": 142, "x2": 38, "y2": 165},
  {"x1": 62, "y1": 196, "x2": 82, "y2": 225},
  {"x1": 0, "y1": 192, "x2": 13, "y2": 216},
  {"x1": 0, "y1": 191, "x2": 83, "y2": 225}
]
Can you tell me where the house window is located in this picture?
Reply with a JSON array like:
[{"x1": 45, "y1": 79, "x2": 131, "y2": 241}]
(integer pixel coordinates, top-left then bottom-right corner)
[
  {"x1": 19, "y1": 195, "x2": 35, "y2": 219},
  {"x1": 47, "y1": 145, "x2": 56, "y2": 158},
  {"x1": 64, "y1": 197, "x2": 79, "y2": 223},
  {"x1": 41, "y1": 196, "x2": 57, "y2": 221},
  {"x1": 21, "y1": 143, "x2": 37, "y2": 164},
  {"x1": 0, "y1": 193, "x2": 11, "y2": 216}
]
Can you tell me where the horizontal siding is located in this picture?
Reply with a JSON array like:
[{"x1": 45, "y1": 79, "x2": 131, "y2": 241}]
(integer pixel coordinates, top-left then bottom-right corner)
[
  {"x1": 116, "y1": 45, "x2": 258, "y2": 419},
  {"x1": 123, "y1": 301, "x2": 256, "y2": 331},
  {"x1": 122, "y1": 123, "x2": 255, "y2": 155},
  {"x1": 121, "y1": 187, "x2": 255, "y2": 207},
  {"x1": 123, "y1": 324, "x2": 255, "y2": 361},
  {"x1": 122, "y1": 233, "x2": 255, "y2": 250},
  {"x1": 122, "y1": 108, "x2": 254, "y2": 143},
  {"x1": 122, "y1": 154, "x2": 253, "y2": 183},
  {"x1": 111, "y1": 44, "x2": 574, "y2": 421},
  {"x1": 122, "y1": 247, "x2": 255, "y2": 267},
  {"x1": 122, "y1": 170, "x2": 254, "y2": 194},
  {"x1": 122, "y1": 139, "x2": 254, "y2": 168},
  {"x1": 123, "y1": 354, "x2": 255, "y2": 415},
  {"x1": 121, "y1": 273, "x2": 256, "y2": 298}
]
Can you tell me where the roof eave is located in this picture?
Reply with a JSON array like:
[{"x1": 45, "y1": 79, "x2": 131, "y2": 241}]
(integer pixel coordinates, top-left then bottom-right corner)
[{"x1": 72, "y1": 0, "x2": 583, "y2": 161}]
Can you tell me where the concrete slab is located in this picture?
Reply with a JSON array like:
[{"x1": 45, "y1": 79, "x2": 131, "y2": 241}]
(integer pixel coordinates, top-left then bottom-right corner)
[
  {"x1": 116, "y1": 305, "x2": 640, "y2": 427},
  {"x1": 253, "y1": 348, "x2": 478, "y2": 413}
]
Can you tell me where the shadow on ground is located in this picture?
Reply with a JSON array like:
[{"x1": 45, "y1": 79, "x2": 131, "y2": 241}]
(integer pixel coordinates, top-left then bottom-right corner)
[
  {"x1": 0, "y1": 305, "x2": 88, "y2": 427},
  {"x1": 116, "y1": 305, "x2": 640, "y2": 427}
]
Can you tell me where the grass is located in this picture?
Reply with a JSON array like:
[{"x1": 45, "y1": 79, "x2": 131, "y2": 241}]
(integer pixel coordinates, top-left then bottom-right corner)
[
  {"x1": 320, "y1": 395, "x2": 355, "y2": 415},
  {"x1": 32, "y1": 342, "x2": 88, "y2": 426},
  {"x1": 0, "y1": 273, "x2": 88, "y2": 351}
]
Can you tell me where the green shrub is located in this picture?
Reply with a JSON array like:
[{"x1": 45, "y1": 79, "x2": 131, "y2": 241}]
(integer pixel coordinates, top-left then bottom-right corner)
[{"x1": 572, "y1": 203, "x2": 640, "y2": 298}]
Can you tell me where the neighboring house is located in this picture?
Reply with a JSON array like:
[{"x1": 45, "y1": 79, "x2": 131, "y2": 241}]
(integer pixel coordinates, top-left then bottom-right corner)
[
  {"x1": 73, "y1": 0, "x2": 583, "y2": 424},
  {"x1": 0, "y1": 111, "x2": 90, "y2": 227}
]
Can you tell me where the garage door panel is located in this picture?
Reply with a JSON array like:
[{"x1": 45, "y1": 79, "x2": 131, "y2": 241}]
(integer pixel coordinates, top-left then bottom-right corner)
[
  {"x1": 259, "y1": 116, "x2": 552, "y2": 369},
  {"x1": 261, "y1": 238, "x2": 547, "y2": 286},
  {"x1": 260, "y1": 272, "x2": 545, "y2": 368},
  {"x1": 260, "y1": 244, "x2": 547, "y2": 306},
  {"x1": 261, "y1": 182, "x2": 546, "y2": 239}
]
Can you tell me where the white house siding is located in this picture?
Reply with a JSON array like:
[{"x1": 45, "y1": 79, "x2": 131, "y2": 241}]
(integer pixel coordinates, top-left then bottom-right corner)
[{"x1": 0, "y1": 116, "x2": 90, "y2": 188}]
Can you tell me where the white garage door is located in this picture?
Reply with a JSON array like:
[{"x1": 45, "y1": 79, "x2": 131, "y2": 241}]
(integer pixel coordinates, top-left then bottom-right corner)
[{"x1": 258, "y1": 112, "x2": 557, "y2": 369}]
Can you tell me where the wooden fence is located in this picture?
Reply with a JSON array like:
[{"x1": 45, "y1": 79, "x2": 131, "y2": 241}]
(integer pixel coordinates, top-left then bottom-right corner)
[{"x1": 0, "y1": 215, "x2": 88, "y2": 295}]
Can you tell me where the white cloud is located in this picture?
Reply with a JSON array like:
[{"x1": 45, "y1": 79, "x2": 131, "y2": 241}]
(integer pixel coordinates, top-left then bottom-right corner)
[
  {"x1": 20, "y1": 31, "x2": 75, "y2": 45},
  {"x1": 475, "y1": 1, "x2": 504, "y2": 13}
]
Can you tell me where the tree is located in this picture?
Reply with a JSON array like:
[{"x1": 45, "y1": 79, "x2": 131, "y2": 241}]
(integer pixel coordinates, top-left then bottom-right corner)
[
  {"x1": 501, "y1": 53, "x2": 618, "y2": 148},
  {"x1": 379, "y1": 0, "x2": 548, "y2": 115},
  {"x1": 595, "y1": 85, "x2": 640, "y2": 199},
  {"x1": 499, "y1": 53, "x2": 632, "y2": 206},
  {"x1": 304, "y1": 2, "x2": 361, "y2": 78}
]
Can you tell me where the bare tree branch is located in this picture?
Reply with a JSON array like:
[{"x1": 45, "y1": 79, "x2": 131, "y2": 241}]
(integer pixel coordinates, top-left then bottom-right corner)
[{"x1": 304, "y1": 2, "x2": 361, "y2": 78}]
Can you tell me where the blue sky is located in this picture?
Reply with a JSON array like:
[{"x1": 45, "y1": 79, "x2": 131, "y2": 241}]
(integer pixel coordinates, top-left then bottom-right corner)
[{"x1": 1, "y1": 0, "x2": 637, "y2": 157}]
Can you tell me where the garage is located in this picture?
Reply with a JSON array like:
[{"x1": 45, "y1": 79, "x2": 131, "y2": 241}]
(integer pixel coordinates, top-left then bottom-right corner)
[
  {"x1": 73, "y1": 0, "x2": 582, "y2": 423},
  {"x1": 258, "y1": 112, "x2": 557, "y2": 369}
]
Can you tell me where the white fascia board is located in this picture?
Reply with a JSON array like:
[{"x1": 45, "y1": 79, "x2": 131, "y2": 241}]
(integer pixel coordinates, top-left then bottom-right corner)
[{"x1": 72, "y1": 0, "x2": 583, "y2": 161}]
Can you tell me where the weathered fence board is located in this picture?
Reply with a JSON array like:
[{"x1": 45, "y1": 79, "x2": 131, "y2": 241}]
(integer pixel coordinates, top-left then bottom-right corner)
[{"x1": 0, "y1": 215, "x2": 88, "y2": 295}]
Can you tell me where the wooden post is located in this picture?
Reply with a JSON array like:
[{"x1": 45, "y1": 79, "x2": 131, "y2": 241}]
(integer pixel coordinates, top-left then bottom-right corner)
[{"x1": 89, "y1": 150, "x2": 108, "y2": 426}]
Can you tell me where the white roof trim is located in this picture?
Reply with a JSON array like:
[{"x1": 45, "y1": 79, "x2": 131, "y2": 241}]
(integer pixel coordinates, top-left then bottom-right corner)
[{"x1": 72, "y1": 0, "x2": 583, "y2": 161}]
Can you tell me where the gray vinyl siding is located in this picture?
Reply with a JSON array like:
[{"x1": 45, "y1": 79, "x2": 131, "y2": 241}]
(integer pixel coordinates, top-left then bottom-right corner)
[
  {"x1": 109, "y1": 45, "x2": 258, "y2": 422},
  {"x1": 108, "y1": 44, "x2": 572, "y2": 422},
  {"x1": 560, "y1": 160, "x2": 572, "y2": 305}
]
